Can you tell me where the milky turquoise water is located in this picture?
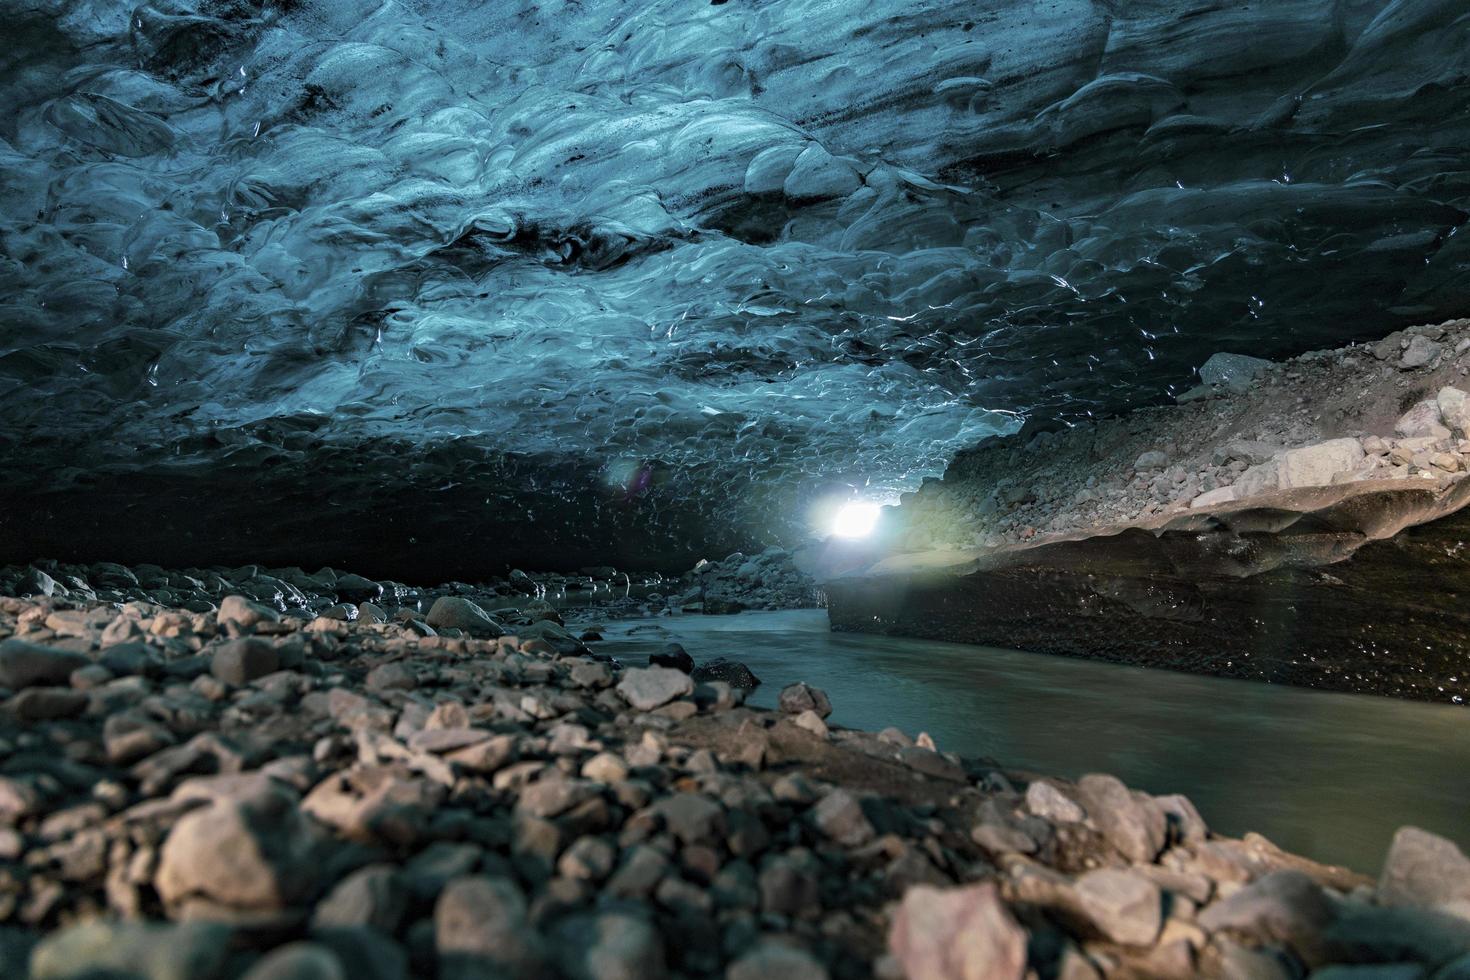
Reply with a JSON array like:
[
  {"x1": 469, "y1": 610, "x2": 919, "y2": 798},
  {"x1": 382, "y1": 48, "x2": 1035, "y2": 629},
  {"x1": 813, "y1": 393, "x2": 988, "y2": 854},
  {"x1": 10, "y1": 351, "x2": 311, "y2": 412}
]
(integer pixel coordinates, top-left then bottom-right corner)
[{"x1": 590, "y1": 609, "x2": 1469, "y2": 874}]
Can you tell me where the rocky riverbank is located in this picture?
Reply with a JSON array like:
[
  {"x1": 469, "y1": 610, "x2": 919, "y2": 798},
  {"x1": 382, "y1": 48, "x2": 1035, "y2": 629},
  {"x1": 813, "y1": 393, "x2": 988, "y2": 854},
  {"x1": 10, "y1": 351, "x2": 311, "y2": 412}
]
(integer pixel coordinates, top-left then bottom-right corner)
[
  {"x1": 1, "y1": 580, "x2": 1468, "y2": 978},
  {"x1": 891, "y1": 318, "x2": 1470, "y2": 551},
  {"x1": 814, "y1": 319, "x2": 1470, "y2": 702}
]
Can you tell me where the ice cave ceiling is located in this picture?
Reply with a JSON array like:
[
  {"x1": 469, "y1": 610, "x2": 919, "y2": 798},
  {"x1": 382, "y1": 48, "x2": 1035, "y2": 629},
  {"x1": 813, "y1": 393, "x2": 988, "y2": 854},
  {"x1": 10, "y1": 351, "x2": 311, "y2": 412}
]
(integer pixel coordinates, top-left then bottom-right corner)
[{"x1": 2, "y1": 0, "x2": 1470, "y2": 574}]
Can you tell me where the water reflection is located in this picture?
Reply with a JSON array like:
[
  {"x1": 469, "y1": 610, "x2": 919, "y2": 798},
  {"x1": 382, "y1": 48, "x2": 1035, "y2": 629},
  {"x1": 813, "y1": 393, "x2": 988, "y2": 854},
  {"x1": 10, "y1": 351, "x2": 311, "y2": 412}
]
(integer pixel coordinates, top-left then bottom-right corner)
[{"x1": 590, "y1": 609, "x2": 1468, "y2": 873}]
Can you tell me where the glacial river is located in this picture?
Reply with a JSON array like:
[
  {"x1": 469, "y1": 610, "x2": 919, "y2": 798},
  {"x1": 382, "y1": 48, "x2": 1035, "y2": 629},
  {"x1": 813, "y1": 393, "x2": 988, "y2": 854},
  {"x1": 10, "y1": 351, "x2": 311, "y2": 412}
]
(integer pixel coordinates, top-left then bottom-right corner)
[{"x1": 585, "y1": 608, "x2": 1469, "y2": 874}]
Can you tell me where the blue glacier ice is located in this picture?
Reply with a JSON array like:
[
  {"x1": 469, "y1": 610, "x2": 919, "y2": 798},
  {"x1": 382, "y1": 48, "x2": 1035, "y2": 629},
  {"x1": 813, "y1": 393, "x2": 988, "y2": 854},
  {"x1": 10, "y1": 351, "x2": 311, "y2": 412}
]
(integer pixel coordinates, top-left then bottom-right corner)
[{"x1": 0, "y1": 0, "x2": 1468, "y2": 573}]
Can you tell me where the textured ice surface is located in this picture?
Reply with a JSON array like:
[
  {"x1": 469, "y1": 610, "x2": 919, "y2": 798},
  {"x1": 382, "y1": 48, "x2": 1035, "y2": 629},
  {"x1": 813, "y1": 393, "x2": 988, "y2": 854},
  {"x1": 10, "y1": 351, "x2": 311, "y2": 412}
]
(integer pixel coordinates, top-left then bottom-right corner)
[{"x1": 1, "y1": 0, "x2": 1468, "y2": 572}]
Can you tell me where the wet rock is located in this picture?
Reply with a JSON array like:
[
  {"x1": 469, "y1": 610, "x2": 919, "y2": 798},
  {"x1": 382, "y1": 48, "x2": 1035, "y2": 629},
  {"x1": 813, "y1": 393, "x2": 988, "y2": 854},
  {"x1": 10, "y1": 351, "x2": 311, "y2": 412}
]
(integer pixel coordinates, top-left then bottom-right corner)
[
  {"x1": 649, "y1": 643, "x2": 694, "y2": 673},
  {"x1": 211, "y1": 637, "x2": 280, "y2": 685},
  {"x1": 1199, "y1": 353, "x2": 1272, "y2": 392},
  {"x1": 435, "y1": 876, "x2": 547, "y2": 980},
  {"x1": 1378, "y1": 827, "x2": 1470, "y2": 919},
  {"x1": 425, "y1": 597, "x2": 504, "y2": 637},
  {"x1": 333, "y1": 574, "x2": 383, "y2": 604},
  {"x1": 778, "y1": 682, "x2": 832, "y2": 718},
  {"x1": 29, "y1": 920, "x2": 233, "y2": 980},
  {"x1": 888, "y1": 882, "x2": 1027, "y2": 980},
  {"x1": 218, "y1": 595, "x2": 281, "y2": 630},
  {"x1": 691, "y1": 658, "x2": 761, "y2": 690},
  {"x1": 616, "y1": 666, "x2": 693, "y2": 710},
  {"x1": 0, "y1": 640, "x2": 90, "y2": 689}
]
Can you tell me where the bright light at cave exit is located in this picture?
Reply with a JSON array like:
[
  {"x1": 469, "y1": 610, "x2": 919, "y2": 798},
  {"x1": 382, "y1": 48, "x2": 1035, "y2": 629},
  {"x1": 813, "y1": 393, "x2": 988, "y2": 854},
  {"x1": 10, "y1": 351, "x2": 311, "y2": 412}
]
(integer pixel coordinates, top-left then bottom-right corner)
[{"x1": 832, "y1": 501, "x2": 882, "y2": 539}]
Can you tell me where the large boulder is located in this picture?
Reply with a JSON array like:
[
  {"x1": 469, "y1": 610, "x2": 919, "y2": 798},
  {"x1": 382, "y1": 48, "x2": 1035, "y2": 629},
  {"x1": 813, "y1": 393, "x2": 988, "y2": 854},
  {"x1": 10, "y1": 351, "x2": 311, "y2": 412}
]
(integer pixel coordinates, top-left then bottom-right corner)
[
  {"x1": 435, "y1": 876, "x2": 547, "y2": 980},
  {"x1": 30, "y1": 921, "x2": 233, "y2": 980},
  {"x1": 210, "y1": 637, "x2": 280, "y2": 685},
  {"x1": 1075, "y1": 774, "x2": 1166, "y2": 864},
  {"x1": 550, "y1": 912, "x2": 666, "y2": 980},
  {"x1": 1396, "y1": 399, "x2": 1451, "y2": 440},
  {"x1": 425, "y1": 597, "x2": 504, "y2": 637},
  {"x1": 888, "y1": 882, "x2": 1027, "y2": 980},
  {"x1": 0, "y1": 639, "x2": 90, "y2": 690},
  {"x1": 616, "y1": 666, "x2": 693, "y2": 710},
  {"x1": 1277, "y1": 438, "x2": 1366, "y2": 489},
  {"x1": 1199, "y1": 352, "x2": 1272, "y2": 392},
  {"x1": 155, "y1": 782, "x2": 320, "y2": 916},
  {"x1": 1438, "y1": 387, "x2": 1470, "y2": 440},
  {"x1": 1378, "y1": 826, "x2": 1470, "y2": 920}
]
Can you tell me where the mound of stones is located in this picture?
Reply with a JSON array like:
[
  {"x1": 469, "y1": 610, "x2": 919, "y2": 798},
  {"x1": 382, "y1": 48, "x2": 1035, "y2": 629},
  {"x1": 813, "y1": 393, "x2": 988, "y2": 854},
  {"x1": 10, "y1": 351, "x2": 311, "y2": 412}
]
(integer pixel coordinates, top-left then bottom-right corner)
[{"x1": 0, "y1": 576, "x2": 1466, "y2": 978}]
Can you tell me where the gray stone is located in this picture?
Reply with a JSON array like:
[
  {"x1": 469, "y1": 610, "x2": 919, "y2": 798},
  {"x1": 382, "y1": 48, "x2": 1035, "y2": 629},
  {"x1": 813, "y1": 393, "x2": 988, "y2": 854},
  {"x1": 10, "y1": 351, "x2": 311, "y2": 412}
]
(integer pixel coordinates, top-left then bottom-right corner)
[
  {"x1": 311, "y1": 865, "x2": 406, "y2": 933},
  {"x1": 1025, "y1": 780, "x2": 1085, "y2": 824},
  {"x1": 0, "y1": 639, "x2": 90, "y2": 690},
  {"x1": 654, "y1": 792, "x2": 726, "y2": 846},
  {"x1": 1439, "y1": 388, "x2": 1470, "y2": 440},
  {"x1": 211, "y1": 637, "x2": 280, "y2": 685},
  {"x1": 1278, "y1": 438, "x2": 1366, "y2": 489},
  {"x1": 425, "y1": 597, "x2": 503, "y2": 637},
  {"x1": 517, "y1": 778, "x2": 601, "y2": 819},
  {"x1": 1234, "y1": 458, "x2": 1282, "y2": 497},
  {"x1": 1076, "y1": 774, "x2": 1166, "y2": 864},
  {"x1": 1379, "y1": 826, "x2": 1470, "y2": 919},
  {"x1": 1198, "y1": 870, "x2": 1334, "y2": 964},
  {"x1": 155, "y1": 787, "x2": 319, "y2": 914},
  {"x1": 1134, "y1": 450, "x2": 1169, "y2": 470},
  {"x1": 435, "y1": 876, "x2": 546, "y2": 980},
  {"x1": 1400, "y1": 335, "x2": 1443, "y2": 369},
  {"x1": 1072, "y1": 868, "x2": 1162, "y2": 946},
  {"x1": 551, "y1": 912, "x2": 667, "y2": 980},
  {"x1": 1397, "y1": 399, "x2": 1452, "y2": 440},
  {"x1": 17, "y1": 567, "x2": 57, "y2": 597},
  {"x1": 333, "y1": 574, "x2": 383, "y2": 604},
  {"x1": 778, "y1": 681, "x2": 832, "y2": 718},
  {"x1": 240, "y1": 943, "x2": 346, "y2": 980},
  {"x1": 365, "y1": 662, "x2": 416, "y2": 692},
  {"x1": 1200, "y1": 352, "x2": 1272, "y2": 392},
  {"x1": 616, "y1": 666, "x2": 693, "y2": 710},
  {"x1": 218, "y1": 595, "x2": 281, "y2": 630},
  {"x1": 727, "y1": 942, "x2": 829, "y2": 980},
  {"x1": 7, "y1": 687, "x2": 88, "y2": 720},
  {"x1": 812, "y1": 789, "x2": 875, "y2": 847},
  {"x1": 888, "y1": 882, "x2": 1027, "y2": 980},
  {"x1": 30, "y1": 921, "x2": 233, "y2": 980}
]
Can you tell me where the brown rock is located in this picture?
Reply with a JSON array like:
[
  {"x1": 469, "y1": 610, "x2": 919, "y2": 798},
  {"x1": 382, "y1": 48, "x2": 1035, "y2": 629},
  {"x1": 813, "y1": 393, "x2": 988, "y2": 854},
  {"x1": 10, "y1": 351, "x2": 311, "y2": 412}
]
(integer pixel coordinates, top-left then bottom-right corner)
[{"x1": 888, "y1": 882, "x2": 1027, "y2": 980}]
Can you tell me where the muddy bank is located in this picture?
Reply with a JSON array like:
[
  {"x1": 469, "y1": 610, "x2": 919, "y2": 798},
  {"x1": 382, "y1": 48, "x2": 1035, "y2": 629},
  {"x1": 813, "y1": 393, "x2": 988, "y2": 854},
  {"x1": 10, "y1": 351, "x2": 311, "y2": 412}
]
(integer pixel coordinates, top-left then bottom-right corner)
[{"x1": 2, "y1": 569, "x2": 1468, "y2": 978}]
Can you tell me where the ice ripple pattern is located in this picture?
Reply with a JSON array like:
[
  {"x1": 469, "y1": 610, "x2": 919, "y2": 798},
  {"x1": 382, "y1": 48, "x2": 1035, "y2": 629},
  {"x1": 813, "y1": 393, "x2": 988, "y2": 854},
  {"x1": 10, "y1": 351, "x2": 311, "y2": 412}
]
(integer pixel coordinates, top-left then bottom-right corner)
[{"x1": 1, "y1": 0, "x2": 1468, "y2": 559}]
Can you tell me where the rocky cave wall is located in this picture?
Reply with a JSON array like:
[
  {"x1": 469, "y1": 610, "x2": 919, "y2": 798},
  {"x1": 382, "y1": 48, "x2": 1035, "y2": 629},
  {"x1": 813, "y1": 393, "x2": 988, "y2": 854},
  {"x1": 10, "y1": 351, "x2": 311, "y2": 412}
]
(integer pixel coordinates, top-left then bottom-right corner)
[{"x1": 1, "y1": 0, "x2": 1469, "y2": 575}]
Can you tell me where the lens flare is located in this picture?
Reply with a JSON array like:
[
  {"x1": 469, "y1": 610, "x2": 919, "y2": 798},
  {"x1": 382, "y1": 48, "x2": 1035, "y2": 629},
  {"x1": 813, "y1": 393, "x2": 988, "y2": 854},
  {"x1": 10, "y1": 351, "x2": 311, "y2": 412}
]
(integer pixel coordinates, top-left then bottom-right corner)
[{"x1": 832, "y1": 501, "x2": 881, "y2": 539}]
